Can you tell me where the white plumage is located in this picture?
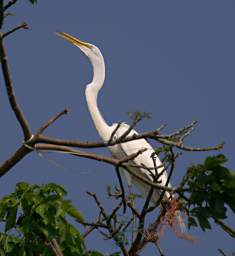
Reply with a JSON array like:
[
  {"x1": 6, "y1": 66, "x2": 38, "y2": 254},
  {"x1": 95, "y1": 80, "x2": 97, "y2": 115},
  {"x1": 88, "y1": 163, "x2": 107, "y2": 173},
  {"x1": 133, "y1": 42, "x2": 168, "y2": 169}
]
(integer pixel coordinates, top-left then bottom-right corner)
[{"x1": 57, "y1": 32, "x2": 185, "y2": 231}]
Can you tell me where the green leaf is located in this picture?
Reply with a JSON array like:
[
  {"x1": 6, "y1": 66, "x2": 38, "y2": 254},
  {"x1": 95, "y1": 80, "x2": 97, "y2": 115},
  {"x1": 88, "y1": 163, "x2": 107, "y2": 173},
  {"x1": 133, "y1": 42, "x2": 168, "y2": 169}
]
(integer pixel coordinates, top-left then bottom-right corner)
[
  {"x1": 214, "y1": 197, "x2": 227, "y2": 219},
  {"x1": 5, "y1": 206, "x2": 17, "y2": 232},
  {"x1": 43, "y1": 183, "x2": 67, "y2": 197},
  {"x1": 89, "y1": 251, "x2": 105, "y2": 256},
  {"x1": 211, "y1": 181, "x2": 221, "y2": 192},
  {"x1": 187, "y1": 216, "x2": 197, "y2": 228},
  {"x1": 195, "y1": 211, "x2": 211, "y2": 231},
  {"x1": 110, "y1": 252, "x2": 121, "y2": 256},
  {"x1": 0, "y1": 202, "x2": 8, "y2": 221},
  {"x1": 16, "y1": 182, "x2": 30, "y2": 194},
  {"x1": 204, "y1": 154, "x2": 227, "y2": 169},
  {"x1": 28, "y1": 0, "x2": 38, "y2": 4},
  {"x1": 62, "y1": 200, "x2": 84, "y2": 222}
]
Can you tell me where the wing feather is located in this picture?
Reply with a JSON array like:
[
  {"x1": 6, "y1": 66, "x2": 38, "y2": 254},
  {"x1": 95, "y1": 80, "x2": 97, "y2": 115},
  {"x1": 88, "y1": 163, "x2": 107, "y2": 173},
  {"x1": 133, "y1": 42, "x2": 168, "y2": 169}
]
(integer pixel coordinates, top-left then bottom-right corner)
[{"x1": 109, "y1": 123, "x2": 170, "y2": 202}]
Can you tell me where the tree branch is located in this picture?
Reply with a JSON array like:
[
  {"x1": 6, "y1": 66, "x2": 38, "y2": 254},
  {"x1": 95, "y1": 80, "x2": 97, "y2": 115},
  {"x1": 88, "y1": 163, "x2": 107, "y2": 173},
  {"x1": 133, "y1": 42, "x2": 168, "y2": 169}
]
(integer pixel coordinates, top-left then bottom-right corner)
[
  {"x1": 37, "y1": 129, "x2": 223, "y2": 151},
  {"x1": 0, "y1": 144, "x2": 32, "y2": 177},
  {"x1": 0, "y1": 33, "x2": 31, "y2": 140},
  {"x1": 37, "y1": 108, "x2": 69, "y2": 134},
  {"x1": 115, "y1": 166, "x2": 127, "y2": 213},
  {"x1": 3, "y1": 0, "x2": 18, "y2": 11},
  {"x1": 215, "y1": 219, "x2": 235, "y2": 238},
  {"x1": 35, "y1": 143, "x2": 175, "y2": 193},
  {"x1": 3, "y1": 22, "x2": 29, "y2": 38}
]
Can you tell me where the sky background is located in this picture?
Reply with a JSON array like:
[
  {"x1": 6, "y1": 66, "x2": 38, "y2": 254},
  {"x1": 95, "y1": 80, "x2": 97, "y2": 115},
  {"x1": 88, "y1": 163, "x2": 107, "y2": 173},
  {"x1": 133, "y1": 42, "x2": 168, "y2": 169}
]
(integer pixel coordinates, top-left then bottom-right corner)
[{"x1": 0, "y1": 0, "x2": 235, "y2": 255}]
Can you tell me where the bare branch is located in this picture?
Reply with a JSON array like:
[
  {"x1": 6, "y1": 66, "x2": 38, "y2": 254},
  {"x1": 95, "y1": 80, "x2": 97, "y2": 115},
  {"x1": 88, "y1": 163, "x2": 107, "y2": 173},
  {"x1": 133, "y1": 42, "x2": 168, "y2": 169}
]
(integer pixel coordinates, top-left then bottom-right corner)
[
  {"x1": 166, "y1": 120, "x2": 197, "y2": 139},
  {"x1": 35, "y1": 144, "x2": 174, "y2": 192},
  {"x1": 0, "y1": 1, "x2": 4, "y2": 29},
  {"x1": 0, "y1": 145, "x2": 31, "y2": 177},
  {"x1": 117, "y1": 148, "x2": 147, "y2": 165},
  {"x1": 157, "y1": 137, "x2": 224, "y2": 152},
  {"x1": 116, "y1": 114, "x2": 142, "y2": 143},
  {"x1": 87, "y1": 192, "x2": 129, "y2": 256},
  {"x1": 0, "y1": 33, "x2": 32, "y2": 140},
  {"x1": 215, "y1": 219, "x2": 235, "y2": 238},
  {"x1": 37, "y1": 127, "x2": 223, "y2": 152},
  {"x1": 218, "y1": 248, "x2": 228, "y2": 256},
  {"x1": 37, "y1": 108, "x2": 69, "y2": 134},
  {"x1": 3, "y1": 0, "x2": 18, "y2": 11},
  {"x1": 108, "y1": 122, "x2": 121, "y2": 144},
  {"x1": 82, "y1": 214, "x2": 106, "y2": 238},
  {"x1": 115, "y1": 166, "x2": 127, "y2": 213},
  {"x1": 3, "y1": 22, "x2": 29, "y2": 38},
  {"x1": 154, "y1": 242, "x2": 165, "y2": 256},
  {"x1": 127, "y1": 202, "x2": 141, "y2": 219}
]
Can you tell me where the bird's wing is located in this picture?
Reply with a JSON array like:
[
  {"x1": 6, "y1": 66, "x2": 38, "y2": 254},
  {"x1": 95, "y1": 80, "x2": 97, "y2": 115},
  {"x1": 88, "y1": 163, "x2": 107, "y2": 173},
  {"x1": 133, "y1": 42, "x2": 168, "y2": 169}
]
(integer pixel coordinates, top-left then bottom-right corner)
[{"x1": 110, "y1": 123, "x2": 170, "y2": 201}]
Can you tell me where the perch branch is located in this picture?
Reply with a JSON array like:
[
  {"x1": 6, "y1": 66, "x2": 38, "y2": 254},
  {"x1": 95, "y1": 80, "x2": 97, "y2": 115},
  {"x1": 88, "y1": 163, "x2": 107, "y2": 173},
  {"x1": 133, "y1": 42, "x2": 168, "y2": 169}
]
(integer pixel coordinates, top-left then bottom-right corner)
[{"x1": 0, "y1": 32, "x2": 31, "y2": 140}]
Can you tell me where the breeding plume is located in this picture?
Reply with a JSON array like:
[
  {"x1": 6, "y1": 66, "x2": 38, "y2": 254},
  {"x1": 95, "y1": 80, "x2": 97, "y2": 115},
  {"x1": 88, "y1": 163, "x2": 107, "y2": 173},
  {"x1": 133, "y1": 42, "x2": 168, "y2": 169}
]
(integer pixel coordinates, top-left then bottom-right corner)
[{"x1": 57, "y1": 32, "x2": 184, "y2": 230}]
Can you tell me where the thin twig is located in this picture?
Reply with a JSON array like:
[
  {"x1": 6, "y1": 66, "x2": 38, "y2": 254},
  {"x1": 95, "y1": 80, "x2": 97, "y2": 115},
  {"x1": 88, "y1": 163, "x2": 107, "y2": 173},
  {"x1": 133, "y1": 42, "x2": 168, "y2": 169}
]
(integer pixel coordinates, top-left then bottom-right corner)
[
  {"x1": 87, "y1": 192, "x2": 106, "y2": 218},
  {"x1": 107, "y1": 201, "x2": 123, "y2": 225},
  {"x1": 157, "y1": 137, "x2": 224, "y2": 152},
  {"x1": 86, "y1": 192, "x2": 129, "y2": 256},
  {"x1": 116, "y1": 116, "x2": 141, "y2": 143},
  {"x1": 3, "y1": 22, "x2": 28, "y2": 38},
  {"x1": 127, "y1": 202, "x2": 141, "y2": 219},
  {"x1": 154, "y1": 242, "x2": 165, "y2": 256},
  {"x1": 37, "y1": 108, "x2": 69, "y2": 134},
  {"x1": 215, "y1": 219, "x2": 235, "y2": 238},
  {"x1": 0, "y1": 1, "x2": 4, "y2": 29},
  {"x1": 115, "y1": 166, "x2": 127, "y2": 213},
  {"x1": 3, "y1": 0, "x2": 18, "y2": 11},
  {"x1": 122, "y1": 216, "x2": 135, "y2": 233},
  {"x1": 167, "y1": 120, "x2": 197, "y2": 139},
  {"x1": 82, "y1": 214, "x2": 105, "y2": 238},
  {"x1": 118, "y1": 148, "x2": 147, "y2": 164},
  {"x1": 108, "y1": 122, "x2": 121, "y2": 144},
  {"x1": 218, "y1": 248, "x2": 227, "y2": 256}
]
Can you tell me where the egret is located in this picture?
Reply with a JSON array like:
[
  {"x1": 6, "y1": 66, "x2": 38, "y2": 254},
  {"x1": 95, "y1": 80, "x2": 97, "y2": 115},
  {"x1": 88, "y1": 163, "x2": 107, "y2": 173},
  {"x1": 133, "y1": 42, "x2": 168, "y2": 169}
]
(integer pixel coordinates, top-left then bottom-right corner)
[{"x1": 57, "y1": 32, "x2": 185, "y2": 231}]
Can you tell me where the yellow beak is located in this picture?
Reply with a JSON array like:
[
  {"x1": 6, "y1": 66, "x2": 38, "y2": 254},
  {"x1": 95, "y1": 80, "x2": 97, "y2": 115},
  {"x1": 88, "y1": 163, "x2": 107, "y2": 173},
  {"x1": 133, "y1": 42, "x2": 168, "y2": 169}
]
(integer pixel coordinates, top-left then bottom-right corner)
[{"x1": 56, "y1": 32, "x2": 92, "y2": 49}]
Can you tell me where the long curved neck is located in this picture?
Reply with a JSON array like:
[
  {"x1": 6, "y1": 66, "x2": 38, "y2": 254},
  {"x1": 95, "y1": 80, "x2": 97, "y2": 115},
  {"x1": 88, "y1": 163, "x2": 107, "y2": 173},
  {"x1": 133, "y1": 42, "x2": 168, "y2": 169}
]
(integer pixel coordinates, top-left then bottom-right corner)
[{"x1": 85, "y1": 59, "x2": 110, "y2": 141}]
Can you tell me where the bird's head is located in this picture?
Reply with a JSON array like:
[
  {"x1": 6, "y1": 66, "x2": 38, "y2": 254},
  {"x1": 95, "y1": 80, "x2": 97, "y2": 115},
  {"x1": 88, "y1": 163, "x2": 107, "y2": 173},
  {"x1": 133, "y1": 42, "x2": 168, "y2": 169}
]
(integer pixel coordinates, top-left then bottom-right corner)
[{"x1": 56, "y1": 32, "x2": 103, "y2": 66}]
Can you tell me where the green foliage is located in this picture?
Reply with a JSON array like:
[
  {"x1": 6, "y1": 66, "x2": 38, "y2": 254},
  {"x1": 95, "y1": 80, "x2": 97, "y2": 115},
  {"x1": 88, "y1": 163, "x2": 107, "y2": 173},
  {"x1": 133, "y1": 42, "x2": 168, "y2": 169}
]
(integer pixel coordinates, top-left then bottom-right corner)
[
  {"x1": 180, "y1": 154, "x2": 235, "y2": 231},
  {"x1": 0, "y1": 182, "x2": 103, "y2": 255},
  {"x1": 28, "y1": 0, "x2": 37, "y2": 4}
]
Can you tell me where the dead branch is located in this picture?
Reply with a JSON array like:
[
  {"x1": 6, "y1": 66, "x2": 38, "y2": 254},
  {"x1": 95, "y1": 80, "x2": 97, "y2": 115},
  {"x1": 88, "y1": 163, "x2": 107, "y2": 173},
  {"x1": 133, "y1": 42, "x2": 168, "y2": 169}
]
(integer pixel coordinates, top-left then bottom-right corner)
[
  {"x1": 115, "y1": 166, "x2": 127, "y2": 213},
  {"x1": 3, "y1": 0, "x2": 18, "y2": 12},
  {"x1": 87, "y1": 192, "x2": 129, "y2": 256},
  {"x1": 3, "y1": 22, "x2": 28, "y2": 38},
  {"x1": 215, "y1": 219, "x2": 235, "y2": 238},
  {"x1": 0, "y1": 32, "x2": 32, "y2": 140},
  {"x1": 36, "y1": 123, "x2": 223, "y2": 152},
  {"x1": 37, "y1": 108, "x2": 69, "y2": 134}
]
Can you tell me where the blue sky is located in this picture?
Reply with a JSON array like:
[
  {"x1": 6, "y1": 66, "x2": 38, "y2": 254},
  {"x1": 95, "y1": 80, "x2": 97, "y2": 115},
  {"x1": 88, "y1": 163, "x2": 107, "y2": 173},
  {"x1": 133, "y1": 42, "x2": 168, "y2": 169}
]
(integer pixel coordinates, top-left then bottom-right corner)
[{"x1": 0, "y1": 0, "x2": 235, "y2": 255}]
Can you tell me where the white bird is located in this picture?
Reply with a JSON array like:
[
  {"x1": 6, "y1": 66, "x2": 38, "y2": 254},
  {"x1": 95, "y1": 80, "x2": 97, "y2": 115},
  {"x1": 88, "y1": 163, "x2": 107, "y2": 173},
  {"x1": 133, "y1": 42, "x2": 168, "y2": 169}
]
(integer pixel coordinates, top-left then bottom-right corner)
[{"x1": 57, "y1": 32, "x2": 185, "y2": 230}]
